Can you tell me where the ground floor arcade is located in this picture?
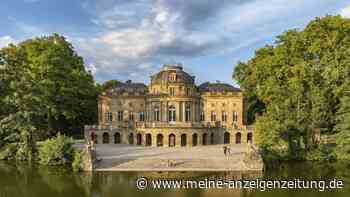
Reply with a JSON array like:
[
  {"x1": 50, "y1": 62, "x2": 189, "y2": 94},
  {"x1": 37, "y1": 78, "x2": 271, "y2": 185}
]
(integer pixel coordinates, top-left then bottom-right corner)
[{"x1": 86, "y1": 128, "x2": 253, "y2": 147}]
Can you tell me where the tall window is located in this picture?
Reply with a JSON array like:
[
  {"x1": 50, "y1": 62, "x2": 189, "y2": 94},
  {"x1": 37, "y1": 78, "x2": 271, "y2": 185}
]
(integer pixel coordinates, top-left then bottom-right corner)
[
  {"x1": 186, "y1": 88, "x2": 191, "y2": 96},
  {"x1": 185, "y1": 105, "x2": 191, "y2": 121},
  {"x1": 117, "y1": 111, "x2": 123, "y2": 121},
  {"x1": 169, "y1": 87, "x2": 175, "y2": 96},
  {"x1": 200, "y1": 111, "x2": 205, "y2": 121},
  {"x1": 129, "y1": 111, "x2": 134, "y2": 121},
  {"x1": 211, "y1": 111, "x2": 216, "y2": 122},
  {"x1": 169, "y1": 73, "x2": 176, "y2": 81},
  {"x1": 168, "y1": 105, "x2": 176, "y2": 122},
  {"x1": 139, "y1": 111, "x2": 145, "y2": 121},
  {"x1": 106, "y1": 112, "x2": 113, "y2": 122},
  {"x1": 154, "y1": 106, "x2": 160, "y2": 121},
  {"x1": 233, "y1": 111, "x2": 238, "y2": 122},
  {"x1": 222, "y1": 111, "x2": 227, "y2": 122}
]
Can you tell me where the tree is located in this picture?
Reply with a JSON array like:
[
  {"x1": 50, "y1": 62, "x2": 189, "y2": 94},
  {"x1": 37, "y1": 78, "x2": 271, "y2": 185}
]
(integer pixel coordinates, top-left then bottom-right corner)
[
  {"x1": 0, "y1": 34, "x2": 98, "y2": 158},
  {"x1": 233, "y1": 15, "x2": 350, "y2": 159},
  {"x1": 334, "y1": 93, "x2": 350, "y2": 160}
]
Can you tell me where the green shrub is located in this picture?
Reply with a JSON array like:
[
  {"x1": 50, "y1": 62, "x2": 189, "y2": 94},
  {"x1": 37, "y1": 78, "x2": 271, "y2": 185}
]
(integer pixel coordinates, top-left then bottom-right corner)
[
  {"x1": 0, "y1": 143, "x2": 18, "y2": 160},
  {"x1": 38, "y1": 133, "x2": 74, "y2": 165},
  {"x1": 72, "y1": 150, "x2": 84, "y2": 172}
]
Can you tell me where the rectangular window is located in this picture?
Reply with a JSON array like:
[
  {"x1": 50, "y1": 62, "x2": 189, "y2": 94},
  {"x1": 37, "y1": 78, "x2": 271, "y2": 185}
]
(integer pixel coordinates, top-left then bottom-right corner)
[
  {"x1": 186, "y1": 88, "x2": 190, "y2": 96},
  {"x1": 139, "y1": 112, "x2": 145, "y2": 121},
  {"x1": 185, "y1": 106, "x2": 191, "y2": 121},
  {"x1": 169, "y1": 87, "x2": 175, "y2": 96},
  {"x1": 154, "y1": 107, "x2": 160, "y2": 121},
  {"x1": 200, "y1": 111, "x2": 205, "y2": 121},
  {"x1": 129, "y1": 111, "x2": 134, "y2": 121},
  {"x1": 106, "y1": 112, "x2": 113, "y2": 122},
  {"x1": 211, "y1": 111, "x2": 216, "y2": 122},
  {"x1": 222, "y1": 111, "x2": 227, "y2": 122},
  {"x1": 118, "y1": 111, "x2": 123, "y2": 121},
  {"x1": 233, "y1": 111, "x2": 238, "y2": 122}
]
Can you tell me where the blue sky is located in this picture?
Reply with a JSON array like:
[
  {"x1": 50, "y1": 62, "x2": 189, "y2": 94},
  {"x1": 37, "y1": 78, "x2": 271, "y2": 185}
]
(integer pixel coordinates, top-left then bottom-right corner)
[{"x1": 1, "y1": 0, "x2": 350, "y2": 85}]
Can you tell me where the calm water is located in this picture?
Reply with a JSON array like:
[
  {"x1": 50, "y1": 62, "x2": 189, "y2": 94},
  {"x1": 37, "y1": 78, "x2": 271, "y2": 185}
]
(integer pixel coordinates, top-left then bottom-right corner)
[{"x1": 0, "y1": 161, "x2": 349, "y2": 197}]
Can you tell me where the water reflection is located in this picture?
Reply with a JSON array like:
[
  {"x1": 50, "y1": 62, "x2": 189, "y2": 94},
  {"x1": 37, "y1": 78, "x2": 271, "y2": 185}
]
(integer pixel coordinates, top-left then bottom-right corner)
[{"x1": 0, "y1": 161, "x2": 349, "y2": 197}]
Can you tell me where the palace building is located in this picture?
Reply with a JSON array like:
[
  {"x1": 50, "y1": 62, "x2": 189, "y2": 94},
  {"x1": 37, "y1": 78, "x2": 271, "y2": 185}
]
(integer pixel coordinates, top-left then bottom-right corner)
[{"x1": 84, "y1": 64, "x2": 253, "y2": 147}]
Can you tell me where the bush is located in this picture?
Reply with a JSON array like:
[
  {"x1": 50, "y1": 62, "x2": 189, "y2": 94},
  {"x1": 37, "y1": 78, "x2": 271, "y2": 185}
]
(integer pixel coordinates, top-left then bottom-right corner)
[
  {"x1": 0, "y1": 143, "x2": 18, "y2": 160},
  {"x1": 38, "y1": 133, "x2": 74, "y2": 165},
  {"x1": 72, "y1": 150, "x2": 84, "y2": 172}
]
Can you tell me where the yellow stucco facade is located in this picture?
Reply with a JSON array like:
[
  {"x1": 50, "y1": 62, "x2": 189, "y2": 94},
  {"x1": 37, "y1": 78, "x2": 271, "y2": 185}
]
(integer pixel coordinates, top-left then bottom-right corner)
[{"x1": 85, "y1": 64, "x2": 253, "y2": 147}]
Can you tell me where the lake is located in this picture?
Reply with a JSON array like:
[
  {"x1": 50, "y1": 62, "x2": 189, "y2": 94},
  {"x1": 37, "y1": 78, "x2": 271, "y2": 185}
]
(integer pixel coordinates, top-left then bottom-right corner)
[{"x1": 0, "y1": 161, "x2": 349, "y2": 197}]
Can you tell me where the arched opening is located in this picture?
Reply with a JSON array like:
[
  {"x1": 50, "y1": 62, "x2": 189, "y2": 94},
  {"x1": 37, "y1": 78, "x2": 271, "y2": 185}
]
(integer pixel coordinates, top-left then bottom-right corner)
[
  {"x1": 145, "y1": 134, "x2": 152, "y2": 146},
  {"x1": 91, "y1": 132, "x2": 98, "y2": 144},
  {"x1": 169, "y1": 134, "x2": 175, "y2": 147},
  {"x1": 157, "y1": 134, "x2": 164, "y2": 147},
  {"x1": 192, "y1": 133, "x2": 198, "y2": 146},
  {"x1": 210, "y1": 133, "x2": 214, "y2": 145},
  {"x1": 136, "y1": 133, "x2": 142, "y2": 145},
  {"x1": 247, "y1": 133, "x2": 253, "y2": 144},
  {"x1": 235, "y1": 132, "x2": 241, "y2": 144},
  {"x1": 114, "y1": 132, "x2": 121, "y2": 144},
  {"x1": 181, "y1": 134, "x2": 187, "y2": 147},
  {"x1": 202, "y1": 133, "x2": 208, "y2": 145},
  {"x1": 224, "y1": 132, "x2": 230, "y2": 144},
  {"x1": 128, "y1": 133, "x2": 134, "y2": 144},
  {"x1": 103, "y1": 132, "x2": 110, "y2": 144},
  {"x1": 168, "y1": 105, "x2": 176, "y2": 122}
]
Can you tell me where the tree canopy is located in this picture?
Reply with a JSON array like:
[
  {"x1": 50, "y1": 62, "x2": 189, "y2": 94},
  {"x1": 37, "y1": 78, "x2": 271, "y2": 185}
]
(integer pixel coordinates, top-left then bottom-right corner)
[
  {"x1": 233, "y1": 15, "x2": 350, "y2": 159},
  {"x1": 0, "y1": 34, "x2": 98, "y2": 158}
]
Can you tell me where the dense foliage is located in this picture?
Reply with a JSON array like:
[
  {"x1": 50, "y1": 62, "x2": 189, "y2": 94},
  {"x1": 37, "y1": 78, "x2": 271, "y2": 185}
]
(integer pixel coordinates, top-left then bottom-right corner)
[
  {"x1": 233, "y1": 15, "x2": 350, "y2": 160},
  {"x1": 0, "y1": 34, "x2": 98, "y2": 160},
  {"x1": 38, "y1": 133, "x2": 73, "y2": 165}
]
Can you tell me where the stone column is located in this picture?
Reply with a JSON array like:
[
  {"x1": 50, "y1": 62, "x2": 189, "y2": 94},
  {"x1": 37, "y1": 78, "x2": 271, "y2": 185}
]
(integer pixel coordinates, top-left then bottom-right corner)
[
  {"x1": 166, "y1": 101, "x2": 169, "y2": 121},
  {"x1": 160, "y1": 101, "x2": 163, "y2": 122},
  {"x1": 183, "y1": 101, "x2": 186, "y2": 122},
  {"x1": 191, "y1": 101, "x2": 195, "y2": 122},
  {"x1": 176, "y1": 102, "x2": 181, "y2": 122}
]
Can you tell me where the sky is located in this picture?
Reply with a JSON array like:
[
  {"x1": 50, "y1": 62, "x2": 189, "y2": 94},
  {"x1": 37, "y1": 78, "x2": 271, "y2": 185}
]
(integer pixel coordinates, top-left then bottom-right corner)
[{"x1": 1, "y1": 0, "x2": 350, "y2": 86}]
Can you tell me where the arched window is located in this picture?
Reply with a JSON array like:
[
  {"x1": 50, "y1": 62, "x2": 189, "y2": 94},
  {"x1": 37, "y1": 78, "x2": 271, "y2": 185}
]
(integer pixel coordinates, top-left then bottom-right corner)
[
  {"x1": 224, "y1": 132, "x2": 230, "y2": 144},
  {"x1": 181, "y1": 134, "x2": 187, "y2": 147},
  {"x1": 103, "y1": 132, "x2": 110, "y2": 144},
  {"x1": 146, "y1": 134, "x2": 152, "y2": 146},
  {"x1": 136, "y1": 133, "x2": 142, "y2": 145},
  {"x1": 114, "y1": 132, "x2": 121, "y2": 144},
  {"x1": 128, "y1": 133, "x2": 134, "y2": 144},
  {"x1": 157, "y1": 134, "x2": 164, "y2": 147},
  {"x1": 235, "y1": 132, "x2": 241, "y2": 144},
  {"x1": 154, "y1": 106, "x2": 160, "y2": 121},
  {"x1": 169, "y1": 134, "x2": 176, "y2": 147},
  {"x1": 192, "y1": 133, "x2": 198, "y2": 146},
  {"x1": 185, "y1": 105, "x2": 191, "y2": 121},
  {"x1": 168, "y1": 105, "x2": 176, "y2": 122}
]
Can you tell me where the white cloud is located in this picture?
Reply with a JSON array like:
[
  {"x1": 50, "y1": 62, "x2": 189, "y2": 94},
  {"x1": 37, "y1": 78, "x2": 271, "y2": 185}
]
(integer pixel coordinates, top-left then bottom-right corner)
[
  {"x1": 76, "y1": 0, "x2": 342, "y2": 83},
  {"x1": 0, "y1": 36, "x2": 16, "y2": 48},
  {"x1": 86, "y1": 63, "x2": 97, "y2": 75},
  {"x1": 340, "y1": 5, "x2": 350, "y2": 18}
]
